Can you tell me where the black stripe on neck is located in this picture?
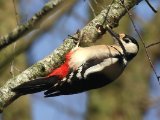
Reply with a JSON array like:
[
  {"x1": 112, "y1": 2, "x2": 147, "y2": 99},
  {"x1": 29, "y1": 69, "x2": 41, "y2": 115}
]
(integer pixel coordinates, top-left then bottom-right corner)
[{"x1": 125, "y1": 53, "x2": 136, "y2": 61}]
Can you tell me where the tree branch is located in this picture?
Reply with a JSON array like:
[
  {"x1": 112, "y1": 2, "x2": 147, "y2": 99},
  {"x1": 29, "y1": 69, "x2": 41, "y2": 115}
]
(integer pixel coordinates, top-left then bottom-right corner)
[
  {"x1": 0, "y1": 0, "x2": 142, "y2": 112},
  {"x1": 0, "y1": 0, "x2": 76, "y2": 69},
  {"x1": 0, "y1": 0, "x2": 64, "y2": 50}
]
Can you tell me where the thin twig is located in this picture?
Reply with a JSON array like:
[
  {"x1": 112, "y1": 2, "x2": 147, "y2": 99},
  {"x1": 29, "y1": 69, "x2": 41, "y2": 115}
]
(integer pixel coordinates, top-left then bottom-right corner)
[
  {"x1": 105, "y1": 0, "x2": 127, "y2": 59},
  {"x1": 119, "y1": 0, "x2": 160, "y2": 83},
  {"x1": 10, "y1": 0, "x2": 19, "y2": 77},
  {"x1": 100, "y1": 0, "x2": 114, "y2": 26},
  {"x1": 145, "y1": 0, "x2": 157, "y2": 13},
  {"x1": 12, "y1": 0, "x2": 19, "y2": 25},
  {"x1": 93, "y1": 0, "x2": 98, "y2": 4},
  {"x1": 146, "y1": 41, "x2": 160, "y2": 48},
  {"x1": 87, "y1": 0, "x2": 96, "y2": 17}
]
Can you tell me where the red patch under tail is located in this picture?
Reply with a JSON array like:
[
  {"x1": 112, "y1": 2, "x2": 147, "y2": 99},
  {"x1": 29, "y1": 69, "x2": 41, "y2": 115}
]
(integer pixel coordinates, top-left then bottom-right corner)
[{"x1": 47, "y1": 51, "x2": 73, "y2": 78}]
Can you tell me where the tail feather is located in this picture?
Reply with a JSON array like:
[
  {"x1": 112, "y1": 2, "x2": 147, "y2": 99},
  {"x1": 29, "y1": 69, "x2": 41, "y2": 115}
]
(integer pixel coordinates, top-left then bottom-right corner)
[
  {"x1": 12, "y1": 76, "x2": 59, "y2": 95},
  {"x1": 44, "y1": 91, "x2": 61, "y2": 97},
  {"x1": 44, "y1": 86, "x2": 58, "y2": 95}
]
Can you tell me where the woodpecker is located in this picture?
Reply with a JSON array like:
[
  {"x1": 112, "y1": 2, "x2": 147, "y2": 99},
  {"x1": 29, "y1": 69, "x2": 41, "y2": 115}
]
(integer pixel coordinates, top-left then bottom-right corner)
[{"x1": 12, "y1": 27, "x2": 139, "y2": 97}]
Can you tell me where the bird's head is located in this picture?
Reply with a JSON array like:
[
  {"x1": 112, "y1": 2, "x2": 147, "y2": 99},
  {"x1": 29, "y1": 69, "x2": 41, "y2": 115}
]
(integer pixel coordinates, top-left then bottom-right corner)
[
  {"x1": 106, "y1": 27, "x2": 139, "y2": 61},
  {"x1": 118, "y1": 33, "x2": 139, "y2": 55}
]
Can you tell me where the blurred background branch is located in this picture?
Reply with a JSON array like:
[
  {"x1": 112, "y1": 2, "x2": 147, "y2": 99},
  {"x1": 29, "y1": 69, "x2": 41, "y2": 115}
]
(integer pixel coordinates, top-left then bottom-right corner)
[
  {"x1": 0, "y1": 0, "x2": 64, "y2": 50},
  {"x1": 0, "y1": 0, "x2": 76, "y2": 70}
]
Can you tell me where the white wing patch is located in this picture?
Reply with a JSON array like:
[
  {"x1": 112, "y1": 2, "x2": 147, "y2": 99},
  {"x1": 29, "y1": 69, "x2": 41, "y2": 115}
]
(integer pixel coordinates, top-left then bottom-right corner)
[
  {"x1": 84, "y1": 58, "x2": 118, "y2": 78},
  {"x1": 61, "y1": 77, "x2": 67, "y2": 82},
  {"x1": 76, "y1": 66, "x2": 83, "y2": 79},
  {"x1": 67, "y1": 72, "x2": 74, "y2": 82}
]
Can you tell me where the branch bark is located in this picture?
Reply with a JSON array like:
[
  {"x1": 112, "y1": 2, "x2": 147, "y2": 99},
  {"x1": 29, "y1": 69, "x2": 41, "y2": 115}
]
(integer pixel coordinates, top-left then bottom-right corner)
[{"x1": 0, "y1": 0, "x2": 142, "y2": 112}]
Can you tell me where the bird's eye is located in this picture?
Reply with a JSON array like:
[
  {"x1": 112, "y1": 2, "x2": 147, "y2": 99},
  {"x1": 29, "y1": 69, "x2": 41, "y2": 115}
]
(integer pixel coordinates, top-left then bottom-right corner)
[{"x1": 123, "y1": 38, "x2": 130, "y2": 43}]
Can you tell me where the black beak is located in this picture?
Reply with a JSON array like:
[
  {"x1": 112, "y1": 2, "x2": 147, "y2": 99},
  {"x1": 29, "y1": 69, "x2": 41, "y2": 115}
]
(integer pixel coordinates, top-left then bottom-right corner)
[
  {"x1": 106, "y1": 26, "x2": 127, "y2": 55},
  {"x1": 106, "y1": 26, "x2": 120, "y2": 42}
]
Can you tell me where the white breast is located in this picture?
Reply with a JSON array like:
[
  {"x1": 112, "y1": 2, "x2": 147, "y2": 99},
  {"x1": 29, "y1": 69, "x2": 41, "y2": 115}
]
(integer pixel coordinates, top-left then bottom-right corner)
[
  {"x1": 68, "y1": 45, "x2": 121, "y2": 70},
  {"x1": 69, "y1": 47, "x2": 90, "y2": 70}
]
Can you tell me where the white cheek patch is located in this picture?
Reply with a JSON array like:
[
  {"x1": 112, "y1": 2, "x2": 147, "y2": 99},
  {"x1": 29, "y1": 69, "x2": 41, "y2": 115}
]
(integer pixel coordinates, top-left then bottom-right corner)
[
  {"x1": 127, "y1": 43, "x2": 138, "y2": 53},
  {"x1": 84, "y1": 58, "x2": 118, "y2": 78},
  {"x1": 122, "y1": 42, "x2": 138, "y2": 54}
]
